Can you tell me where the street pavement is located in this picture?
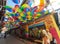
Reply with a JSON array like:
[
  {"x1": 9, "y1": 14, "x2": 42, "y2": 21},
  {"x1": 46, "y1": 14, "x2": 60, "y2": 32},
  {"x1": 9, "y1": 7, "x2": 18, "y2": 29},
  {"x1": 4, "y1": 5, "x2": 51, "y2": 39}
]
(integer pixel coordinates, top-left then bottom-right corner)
[{"x1": 0, "y1": 35, "x2": 37, "y2": 44}]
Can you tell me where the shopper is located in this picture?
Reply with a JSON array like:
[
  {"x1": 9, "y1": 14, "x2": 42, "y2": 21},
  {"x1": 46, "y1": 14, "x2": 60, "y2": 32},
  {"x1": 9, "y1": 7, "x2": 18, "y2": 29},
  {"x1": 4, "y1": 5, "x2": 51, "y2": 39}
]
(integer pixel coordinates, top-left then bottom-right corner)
[
  {"x1": 46, "y1": 29, "x2": 52, "y2": 44},
  {"x1": 1, "y1": 26, "x2": 8, "y2": 38},
  {"x1": 49, "y1": 26, "x2": 57, "y2": 44},
  {"x1": 50, "y1": 37, "x2": 57, "y2": 44},
  {"x1": 41, "y1": 29, "x2": 48, "y2": 44},
  {"x1": 42, "y1": 29, "x2": 52, "y2": 44}
]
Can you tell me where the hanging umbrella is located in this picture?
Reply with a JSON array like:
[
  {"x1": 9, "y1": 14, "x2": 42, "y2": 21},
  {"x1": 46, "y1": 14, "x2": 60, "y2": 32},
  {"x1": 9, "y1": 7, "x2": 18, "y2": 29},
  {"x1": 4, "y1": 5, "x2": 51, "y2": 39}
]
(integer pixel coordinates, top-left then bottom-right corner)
[
  {"x1": 12, "y1": 0, "x2": 20, "y2": 4},
  {"x1": 4, "y1": 6, "x2": 12, "y2": 12},
  {"x1": 4, "y1": 6, "x2": 12, "y2": 8}
]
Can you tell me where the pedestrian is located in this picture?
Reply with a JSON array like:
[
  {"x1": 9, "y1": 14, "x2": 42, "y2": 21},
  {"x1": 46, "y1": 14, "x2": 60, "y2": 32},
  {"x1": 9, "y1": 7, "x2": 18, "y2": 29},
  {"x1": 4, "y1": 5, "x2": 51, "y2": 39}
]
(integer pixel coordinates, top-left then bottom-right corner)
[
  {"x1": 1, "y1": 26, "x2": 8, "y2": 38},
  {"x1": 42, "y1": 29, "x2": 52, "y2": 44},
  {"x1": 46, "y1": 29, "x2": 52, "y2": 44},
  {"x1": 50, "y1": 37, "x2": 57, "y2": 44}
]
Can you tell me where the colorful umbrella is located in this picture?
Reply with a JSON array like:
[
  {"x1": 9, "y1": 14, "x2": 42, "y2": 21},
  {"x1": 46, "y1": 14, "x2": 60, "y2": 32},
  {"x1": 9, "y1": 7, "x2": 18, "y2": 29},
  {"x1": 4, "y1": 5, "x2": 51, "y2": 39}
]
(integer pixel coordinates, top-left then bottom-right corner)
[
  {"x1": 12, "y1": 0, "x2": 20, "y2": 4},
  {"x1": 4, "y1": 6, "x2": 12, "y2": 8}
]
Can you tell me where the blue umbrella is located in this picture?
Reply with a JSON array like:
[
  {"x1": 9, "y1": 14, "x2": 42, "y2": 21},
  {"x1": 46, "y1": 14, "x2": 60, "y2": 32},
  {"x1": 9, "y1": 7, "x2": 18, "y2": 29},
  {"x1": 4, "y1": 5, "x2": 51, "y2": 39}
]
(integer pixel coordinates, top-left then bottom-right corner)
[
  {"x1": 6, "y1": 8, "x2": 12, "y2": 12},
  {"x1": 26, "y1": 8, "x2": 30, "y2": 12},
  {"x1": 15, "y1": 13, "x2": 19, "y2": 16},
  {"x1": 12, "y1": 0, "x2": 20, "y2": 4},
  {"x1": 4, "y1": 17, "x2": 8, "y2": 21}
]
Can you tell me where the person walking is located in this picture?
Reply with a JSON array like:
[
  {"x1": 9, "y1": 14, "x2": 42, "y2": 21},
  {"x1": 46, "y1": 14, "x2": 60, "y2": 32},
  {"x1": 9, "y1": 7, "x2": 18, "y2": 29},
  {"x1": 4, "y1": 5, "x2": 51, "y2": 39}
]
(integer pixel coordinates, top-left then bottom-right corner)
[{"x1": 1, "y1": 26, "x2": 8, "y2": 38}]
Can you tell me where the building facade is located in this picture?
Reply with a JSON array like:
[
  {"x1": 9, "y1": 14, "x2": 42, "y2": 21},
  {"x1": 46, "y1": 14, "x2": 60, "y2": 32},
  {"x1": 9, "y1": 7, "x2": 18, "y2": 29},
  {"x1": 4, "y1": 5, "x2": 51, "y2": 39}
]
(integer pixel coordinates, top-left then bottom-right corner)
[{"x1": 0, "y1": 0, "x2": 6, "y2": 20}]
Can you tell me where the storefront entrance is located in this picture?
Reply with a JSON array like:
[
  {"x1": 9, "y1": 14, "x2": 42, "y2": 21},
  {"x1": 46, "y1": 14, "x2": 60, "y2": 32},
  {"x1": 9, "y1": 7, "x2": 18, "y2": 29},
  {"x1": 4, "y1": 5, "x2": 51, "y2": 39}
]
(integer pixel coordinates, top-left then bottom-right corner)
[{"x1": 29, "y1": 22, "x2": 46, "y2": 39}]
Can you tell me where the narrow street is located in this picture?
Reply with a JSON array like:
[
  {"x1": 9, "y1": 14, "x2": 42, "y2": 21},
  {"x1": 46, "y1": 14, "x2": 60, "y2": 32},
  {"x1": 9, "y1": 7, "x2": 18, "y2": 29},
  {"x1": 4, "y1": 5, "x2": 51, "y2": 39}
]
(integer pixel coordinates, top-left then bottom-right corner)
[{"x1": 0, "y1": 35, "x2": 37, "y2": 44}]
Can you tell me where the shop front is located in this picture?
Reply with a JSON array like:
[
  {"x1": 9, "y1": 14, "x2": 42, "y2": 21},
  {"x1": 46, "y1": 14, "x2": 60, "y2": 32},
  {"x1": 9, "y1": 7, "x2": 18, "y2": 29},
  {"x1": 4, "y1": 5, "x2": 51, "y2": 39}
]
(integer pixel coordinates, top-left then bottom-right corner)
[{"x1": 22, "y1": 14, "x2": 60, "y2": 44}]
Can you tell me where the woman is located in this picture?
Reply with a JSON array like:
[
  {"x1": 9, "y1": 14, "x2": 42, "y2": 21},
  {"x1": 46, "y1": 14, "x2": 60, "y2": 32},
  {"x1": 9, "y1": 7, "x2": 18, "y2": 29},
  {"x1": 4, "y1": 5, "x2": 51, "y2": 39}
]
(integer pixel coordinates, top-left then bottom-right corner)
[{"x1": 42, "y1": 29, "x2": 52, "y2": 44}]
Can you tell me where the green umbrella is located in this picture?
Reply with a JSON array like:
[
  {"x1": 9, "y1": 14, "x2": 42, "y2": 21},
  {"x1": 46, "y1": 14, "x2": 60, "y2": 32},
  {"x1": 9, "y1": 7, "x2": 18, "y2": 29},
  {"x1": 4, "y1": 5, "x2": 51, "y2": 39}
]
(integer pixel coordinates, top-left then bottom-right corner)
[
  {"x1": 18, "y1": 9, "x2": 23, "y2": 13},
  {"x1": 4, "y1": 6, "x2": 12, "y2": 9}
]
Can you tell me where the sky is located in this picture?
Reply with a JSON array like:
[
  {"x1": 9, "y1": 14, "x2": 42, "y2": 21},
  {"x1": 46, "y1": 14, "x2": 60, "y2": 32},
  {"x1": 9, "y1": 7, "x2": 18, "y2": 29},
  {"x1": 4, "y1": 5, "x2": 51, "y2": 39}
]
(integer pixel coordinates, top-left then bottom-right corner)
[
  {"x1": 6, "y1": 0, "x2": 23, "y2": 8},
  {"x1": 31, "y1": 0, "x2": 40, "y2": 7},
  {"x1": 47, "y1": 0, "x2": 60, "y2": 12}
]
